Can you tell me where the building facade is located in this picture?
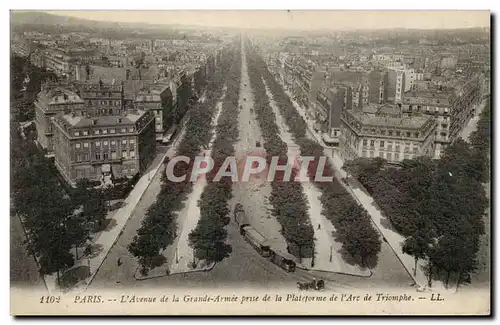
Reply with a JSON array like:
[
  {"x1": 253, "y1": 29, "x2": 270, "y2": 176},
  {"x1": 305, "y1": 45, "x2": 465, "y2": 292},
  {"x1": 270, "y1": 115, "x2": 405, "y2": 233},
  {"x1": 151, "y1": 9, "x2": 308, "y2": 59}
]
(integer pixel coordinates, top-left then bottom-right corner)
[
  {"x1": 52, "y1": 109, "x2": 156, "y2": 186},
  {"x1": 34, "y1": 84, "x2": 86, "y2": 155},
  {"x1": 339, "y1": 105, "x2": 437, "y2": 164},
  {"x1": 135, "y1": 83, "x2": 174, "y2": 141}
]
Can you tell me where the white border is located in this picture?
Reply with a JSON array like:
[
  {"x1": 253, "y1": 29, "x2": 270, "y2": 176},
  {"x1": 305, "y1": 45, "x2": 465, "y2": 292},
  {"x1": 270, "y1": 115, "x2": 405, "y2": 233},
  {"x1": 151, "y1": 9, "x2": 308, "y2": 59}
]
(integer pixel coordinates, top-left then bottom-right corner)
[{"x1": 1, "y1": 1, "x2": 497, "y2": 324}]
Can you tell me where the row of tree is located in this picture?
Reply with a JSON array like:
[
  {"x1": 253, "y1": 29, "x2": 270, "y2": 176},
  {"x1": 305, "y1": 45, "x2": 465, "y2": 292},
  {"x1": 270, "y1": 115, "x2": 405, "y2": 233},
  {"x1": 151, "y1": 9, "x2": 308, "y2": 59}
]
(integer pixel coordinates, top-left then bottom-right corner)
[
  {"x1": 254, "y1": 52, "x2": 381, "y2": 268},
  {"x1": 246, "y1": 41, "x2": 315, "y2": 261},
  {"x1": 344, "y1": 137, "x2": 488, "y2": 288},
  {"x1": 11, "y1": 121, "x2": 111, "y2": 284},
  {"x1": 188, "y1": 41, "x2": 243, "y2": 264},
  {"x1": 11, "y1": 55, "x2": 58, "y2": 122},
  {"x1": 127, "y1": 45, "x2": 235, "y2": 275},
  {"x1": 468, "y1": 97, "x2": 491, "y2": 183},
  {"x1": 11, "y1": 55, "x2": 109, "y2": 286}
]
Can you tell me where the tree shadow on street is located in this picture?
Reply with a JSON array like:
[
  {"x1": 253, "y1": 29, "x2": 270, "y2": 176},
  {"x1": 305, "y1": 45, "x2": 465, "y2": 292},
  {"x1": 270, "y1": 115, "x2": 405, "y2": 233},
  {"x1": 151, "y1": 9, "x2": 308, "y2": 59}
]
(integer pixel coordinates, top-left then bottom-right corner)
[
  {"x1": 150, "y1": 254, "x2": 167, "y2": 269},
  {"x1": 109, "y1": 200, "x2": 126, "y2": 211},
  {"x1": 380, "y1": 214, "x2": 396, "y2": 232},
  {"x1": 58, "y1": 265, "x2": 90, "y2": 292},
  {"x1": 86, "y1": 243, "x2": 104, "y2": 259},
  {"x1": 97, "y1": 218, "x2": 117, "y2": 232},
  {"x1": 332, "y1": 229, "x2": 379, "y2": 270},
  {"x1": 339, "y1": 247, "x2": 379, "y2": 270}
]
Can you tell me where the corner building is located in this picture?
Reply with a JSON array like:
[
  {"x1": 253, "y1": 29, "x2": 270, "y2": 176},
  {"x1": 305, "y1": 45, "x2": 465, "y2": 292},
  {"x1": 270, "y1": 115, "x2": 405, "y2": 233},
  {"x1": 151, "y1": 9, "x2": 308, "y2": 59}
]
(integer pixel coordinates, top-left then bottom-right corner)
[
  {"x1": 339, "y1": 104, "x2": 436, "y2": 164},
  {"x1": 52, "y1": 109, "x2": 155, "y2": 186}
]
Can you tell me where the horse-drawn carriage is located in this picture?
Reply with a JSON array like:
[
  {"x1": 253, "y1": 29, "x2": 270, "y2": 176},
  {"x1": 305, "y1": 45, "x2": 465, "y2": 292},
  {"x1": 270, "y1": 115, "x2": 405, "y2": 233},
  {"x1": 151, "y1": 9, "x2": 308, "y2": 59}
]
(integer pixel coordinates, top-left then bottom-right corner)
[{"x1": 297, "y1": 279, "x2": 325, "y2": 291}]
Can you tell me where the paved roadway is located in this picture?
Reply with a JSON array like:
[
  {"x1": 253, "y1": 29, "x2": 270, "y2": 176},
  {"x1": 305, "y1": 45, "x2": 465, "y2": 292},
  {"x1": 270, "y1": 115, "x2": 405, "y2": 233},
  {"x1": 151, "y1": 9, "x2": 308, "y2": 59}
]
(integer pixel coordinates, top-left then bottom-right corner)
[{"x1": 89, "y1": 40, "x2": 413, "y2": 292}]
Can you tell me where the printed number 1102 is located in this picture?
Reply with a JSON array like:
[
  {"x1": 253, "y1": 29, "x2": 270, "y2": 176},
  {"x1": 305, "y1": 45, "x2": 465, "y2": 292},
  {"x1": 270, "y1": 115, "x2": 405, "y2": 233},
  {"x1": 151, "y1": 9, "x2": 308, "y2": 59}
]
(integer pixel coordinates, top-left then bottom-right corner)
[{"x1": 40, "y1": 296, "x2": 61, "y2": 304}]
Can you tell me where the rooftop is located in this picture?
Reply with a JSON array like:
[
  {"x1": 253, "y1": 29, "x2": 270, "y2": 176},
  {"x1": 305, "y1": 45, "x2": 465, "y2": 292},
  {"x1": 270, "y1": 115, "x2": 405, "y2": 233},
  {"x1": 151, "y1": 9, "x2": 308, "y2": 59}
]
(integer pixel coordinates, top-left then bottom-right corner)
[
  {"x1": 59, "y1": 109, "x2": 147, "y2": 129},
  {"x1": 348, "y1": 111, "x2": 431, "y2": 130}
]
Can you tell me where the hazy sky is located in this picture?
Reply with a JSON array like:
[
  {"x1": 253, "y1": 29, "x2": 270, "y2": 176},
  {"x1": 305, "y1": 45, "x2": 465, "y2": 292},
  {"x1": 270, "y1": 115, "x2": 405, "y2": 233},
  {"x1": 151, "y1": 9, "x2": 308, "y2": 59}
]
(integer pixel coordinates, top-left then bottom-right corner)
[{"x1": 48, "y1": 10, "x2": 490, "y2": 30}]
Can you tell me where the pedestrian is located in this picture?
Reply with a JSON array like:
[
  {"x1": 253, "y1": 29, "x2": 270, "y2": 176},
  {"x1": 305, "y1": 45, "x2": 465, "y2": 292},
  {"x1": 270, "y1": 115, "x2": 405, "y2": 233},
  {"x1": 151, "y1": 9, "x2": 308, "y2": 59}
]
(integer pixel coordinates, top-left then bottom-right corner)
[
  {"x1": 117, "y1": 258, "x2": 122, "y2": 266},
  {"x1": 318, "y1": 224, "x2": 321, "y2": 230}
]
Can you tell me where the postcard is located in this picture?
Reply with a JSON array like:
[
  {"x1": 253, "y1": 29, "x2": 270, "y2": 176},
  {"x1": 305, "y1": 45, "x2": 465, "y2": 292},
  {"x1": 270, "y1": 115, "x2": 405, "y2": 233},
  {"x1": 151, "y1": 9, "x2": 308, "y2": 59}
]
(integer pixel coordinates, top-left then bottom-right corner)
[{"x1": 10, "y1": 9, "x2": 491, "y2": 316}]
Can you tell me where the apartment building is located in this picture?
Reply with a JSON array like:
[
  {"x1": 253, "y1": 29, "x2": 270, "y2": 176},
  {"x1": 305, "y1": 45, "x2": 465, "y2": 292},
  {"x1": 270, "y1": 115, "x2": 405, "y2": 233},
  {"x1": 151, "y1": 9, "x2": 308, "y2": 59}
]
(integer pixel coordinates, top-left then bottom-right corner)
[
  {"x1": 339, "y1": 104, "x2": 436, "y2": 164},
  {"x1": 387, "y1": 69, "x2": 405, "y2": 103},
  {"x1": 401, "y1": 91, "x2": 452, "y2": 158},
  {"x1": 135, "y1": 82, "x2": 174, "y2": 141},
  {"x1": 313, "y1": 86, "x2": 344, "y2": 146},
  {"x1": 34, "y1": 84, "x2": 86, "y2": 155},
  {"x1": 51, "y1": 109, "x2": 156, "y2": 186}
]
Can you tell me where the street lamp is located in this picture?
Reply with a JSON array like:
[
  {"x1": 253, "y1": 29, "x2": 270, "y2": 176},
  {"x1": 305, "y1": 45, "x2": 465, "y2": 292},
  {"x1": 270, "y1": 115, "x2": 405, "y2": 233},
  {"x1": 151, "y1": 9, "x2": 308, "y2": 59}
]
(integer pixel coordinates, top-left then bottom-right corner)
[
  {"x1": 175, "y1": 247, "x2": 179, "y2": 264},
  {"x1": 329, "y1": 245, "x2": 333, "y2": 263}
]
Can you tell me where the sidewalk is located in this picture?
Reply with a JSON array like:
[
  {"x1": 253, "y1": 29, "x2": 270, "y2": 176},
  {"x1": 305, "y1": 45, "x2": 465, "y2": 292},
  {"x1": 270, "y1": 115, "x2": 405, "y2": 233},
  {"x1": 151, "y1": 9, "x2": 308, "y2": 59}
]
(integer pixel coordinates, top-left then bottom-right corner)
[
  {"x1": 265, "y1": 80, "x2": 369, "y2": 277},
  {"x1": 138, "y1": 89, "x2": 227, "y2": 278},
  {"x1": 330, "y1": 151, "x2": 449, "y2": 291},
  {"x1": 43, "y1": 145, "x2": 173, "y2": 295},
  {"x1": 41, "y1": 100, "x2": 195, "y2": 294},
  {"x1": 460, "y1": 98, "x2": 487, "y2": 141},
  {"x1": 275, "y1": 77, "x2": 451, "y2": 291}
]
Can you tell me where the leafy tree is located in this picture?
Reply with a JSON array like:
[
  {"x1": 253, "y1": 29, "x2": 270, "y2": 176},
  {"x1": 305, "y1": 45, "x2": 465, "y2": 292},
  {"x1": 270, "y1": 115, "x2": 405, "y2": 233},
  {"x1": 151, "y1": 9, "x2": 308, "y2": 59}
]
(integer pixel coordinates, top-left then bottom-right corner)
[
  {"x1": 129, "y1": 43, "x2": 237, "y2": 270},
  {"x1": 402, "y1": 229, "x2": 432, "y2": 276}
]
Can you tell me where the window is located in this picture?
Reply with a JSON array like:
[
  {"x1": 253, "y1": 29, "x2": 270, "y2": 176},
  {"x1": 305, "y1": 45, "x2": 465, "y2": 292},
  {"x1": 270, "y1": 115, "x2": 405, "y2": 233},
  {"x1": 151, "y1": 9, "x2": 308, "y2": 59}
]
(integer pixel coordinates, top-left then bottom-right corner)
[
  {"x1": 111, "y1": 150, "x2": 117, "y2": 160},
  {"x1": 95, "y1": 152, "x2": 101, "y2": 160},
  {"x1": 404, "y1": 154, "x2": 410, "y2": 160},
  {"x1": 380, "y1": 141, "x2": 385, "y2": 148},
  {"x1": 95, "y1": 130, "x2": 100, "y2": 135},
  {"x1": 388, "y1": 131, "x2": 393, "y2": 136},
  {"x1": 333, "y1": 130, "x2": 338, "y2": 137},
  {"x1": 121, "y1": 128, "x2": 127, "y2": 133},
  {"x1": 130, "y1": 150, "x2": 135, "y2": 158},
  {"x1": 396, "y1": 131, "x2": 401, "y2": 136},
  {"x1": 83, "y1": 131, "x2": 88, "y2": 136},
  {"x1": 103, "y1": 141, "x2": 108, "y2": 146},
  {"x1": 110, "y1": 129, "x2": 116, "y2": 134},
  {"x1": 406, "y1": 132, "x2": 411, "y2": 137},
  {"x1": 441, "y1": 132, "x2": 447, "y2": 137},
  {"x1": 379, "y1": 152, "x2": 384, "y2": 158},
  {"x1": 369, "y1": 151, "x2": 374, "y2": 158},
  {"x1": 122, "y1": 139, "x2": 127, "y2": 145},
  {"x1": 76, "y1": 154, "x2": 82, "y2": 162},
  {"x1": 83, "y1": 153, "x2": 89, "y2": 161},
  {"x1": 83, "y1": 142, "x2": 89, "y2": 148},
  {"x1": 395, "y1": 153, "x2": 400, "y2": 161},
  {"x1": 441, "y1": 123, "x2": 448, "y2": 129},
  {"x1": 75, "y1": 131, "x2": 80, "y2": 136},
  {"x1": 387, "y1": 153, "x2": 392, "y2": 161},
  {"x1": 130, "y1": 139, "x2": 135, "y2": 144},
  {"x1": 363, "y1": 139, "x2": 367, "y2": 146},
  {"x1": 370, "y1": 140, "x2": 375, "y2": 147},
  {"x1": 103, "y1": 152, "x2": 109, "y2": 160},
  {"x1": 381, "y1": 130, "x2": 386, "y2": 135},
  {"x1": 122, "y1": 150, "x2": 128, "y2": 159},
  {"x1": 362, "y1": 150, "x2": 367, "y2": 157},
  {"x1": 111, "y1": 140, "x2": 116, "y2": 145},
  {"x1": 129, "y1": 128, "x2": 134, "y2": 132},
  {"x1": 103, "y1": 129, "x2": 108, "y2": 134},
  {"x1": 75, "y1": 143, "x2": 81, "y2": 149}
]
